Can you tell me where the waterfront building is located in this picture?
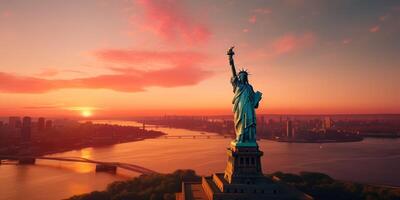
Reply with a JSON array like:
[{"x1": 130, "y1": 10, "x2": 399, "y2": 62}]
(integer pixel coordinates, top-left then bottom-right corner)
[
  {"x1": 8, "y1": 116, "x2": 21, "y2": 129},
  {"x1": 38, "y1": 117, "x2": 45, "y2": 131},
  {"x1": 21, "y1": 116, "x2": 32, "y2": 141},
  {"x1": 45, "y1": 120, "x2": 53, "y2": 129},
  {"x1": 323, "y1": 117, "x2": 332, "y2": 129},
  {"x1": 286, "y1": 120, "x2": 293, "y2": 138}
]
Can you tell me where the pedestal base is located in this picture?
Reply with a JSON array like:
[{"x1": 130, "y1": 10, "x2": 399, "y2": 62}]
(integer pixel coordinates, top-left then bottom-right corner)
[
  {"x1": 176, "y1": 141, "x2": 312, "y2": 200},
  {"x1": 224, "y1": 142, "x2": 263, "y2": 184}
]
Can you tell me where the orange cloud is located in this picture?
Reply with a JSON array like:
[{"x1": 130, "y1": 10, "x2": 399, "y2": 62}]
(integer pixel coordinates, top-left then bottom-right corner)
[
  {"x1": 23, "y1": 104, "x2": 64, "y2": 109},
  {"x1": 0, "y1": 50, "x2": 211, "y2": 93},
  {"x1": 36, "y1": 68, "x2": 84, "y2": 77},
  {"x1": 271, "y1": 32, "x2": 316, "y2": 55},
  {"x1": 37, "y1": 68, "x2": 60, "y2": 77},
  {"x1": 0, "y1": 67, "x2": 209, "y2": 93},
  {"x1": 0, "y1": 72, "x2": 66, "y2": 93},
  {"x1": 369, "y1": 25, "x2": 380, "y2": 33},
  {"x1": 135, "y1": 0, "x2": 210, "y2": 44}
]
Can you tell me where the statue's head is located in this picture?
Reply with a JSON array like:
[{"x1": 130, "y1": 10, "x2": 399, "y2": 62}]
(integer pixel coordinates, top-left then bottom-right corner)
[{"x1": 238, "y1": 69, "x2": 249, "y2": 83}]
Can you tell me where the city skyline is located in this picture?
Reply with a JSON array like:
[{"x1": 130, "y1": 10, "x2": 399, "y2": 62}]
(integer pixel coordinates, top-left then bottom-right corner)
[{"x1": 1, "y1": 0, "x2": 399, "y2": 117}]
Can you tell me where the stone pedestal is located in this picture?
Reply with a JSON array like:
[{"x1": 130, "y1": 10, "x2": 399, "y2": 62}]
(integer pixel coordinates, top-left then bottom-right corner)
[
  {"x1": 176, "y1": 141, "x2": 311, "y2": 200},
  {"x1": 224, "y1": 143, "x2": 263, "y2": 184}
]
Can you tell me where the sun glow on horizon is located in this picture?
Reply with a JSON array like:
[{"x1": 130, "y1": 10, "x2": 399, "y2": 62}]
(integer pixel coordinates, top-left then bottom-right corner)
[
  {"x1": 81, "y1": 110, "x2": 92, "y2": 118},
  {"x1": 65, "y1": 106, "x2": 96, "y2": 118}
]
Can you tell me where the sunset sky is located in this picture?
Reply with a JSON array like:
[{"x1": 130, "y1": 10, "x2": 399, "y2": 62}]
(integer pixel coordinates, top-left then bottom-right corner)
[{"x1": 0, "y1": 0, "x2": 399, "y2": 117}]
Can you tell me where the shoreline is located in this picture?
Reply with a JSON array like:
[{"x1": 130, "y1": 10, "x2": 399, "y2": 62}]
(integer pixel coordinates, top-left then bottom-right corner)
[{"x1": 37, "y1": 137, "x2": 156, "y2": 157}]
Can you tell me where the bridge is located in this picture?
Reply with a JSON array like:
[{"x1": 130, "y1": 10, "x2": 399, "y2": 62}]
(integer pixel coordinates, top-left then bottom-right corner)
[{"x1": 0, "y1": 155, "x2": 157, "y2": 175}]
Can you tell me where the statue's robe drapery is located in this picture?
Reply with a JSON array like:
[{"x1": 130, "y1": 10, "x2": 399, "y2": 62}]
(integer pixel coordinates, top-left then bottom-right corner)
[{"x1": 231, "y1": 76, "x2": 262, "y2": 144}]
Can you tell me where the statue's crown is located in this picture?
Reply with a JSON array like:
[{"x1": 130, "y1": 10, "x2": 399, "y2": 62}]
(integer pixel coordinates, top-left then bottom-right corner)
[{"x1": 238, "y1": 68, "x2": 248, "y2": 75}]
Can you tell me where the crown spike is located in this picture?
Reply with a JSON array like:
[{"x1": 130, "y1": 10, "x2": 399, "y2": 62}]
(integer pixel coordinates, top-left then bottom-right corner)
[{"x1": 238, "y1": 68, "x2": 249, "y2": 75}]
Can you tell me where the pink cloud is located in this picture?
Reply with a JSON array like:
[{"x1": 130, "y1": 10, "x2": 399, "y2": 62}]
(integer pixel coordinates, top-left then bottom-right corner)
[
  {"x1": 0, "y1": 50, "x2": 211, "y2": 93},
  {"x1": 242, "y1": 28, "x2": 249, "y2": 33},
  {"x1": 379, "y1": 14, "x2": 389, "y2": 21},
  {"x1": 1, "y1": 10, "x2": 13, "y2": 18},
  {"x1": 342, "y1": 38, "x2": 352, "y2": 45},
  {"x1": 247, "y1": 7, "x2": 271, "y2": 25},
  {"x1": 271, "y1": 32, "x2": 316, "y2": 55},
  {"x1": 392, "y1": 6, "x2": 400, "y2": 11},
  {"x1": 94, "y1": 49, "x2": 205, "y2": 67},
  {"x1": 369, "y1": 25, "x2": 380, "y2": 33},
  {"x1": 248, "y1": 15, "x2": 257, "y2": 24},
  {"x1": 284, "y1": 0, "x2": 305, "y2": 6},
  {"x1": 135, "y1": 0, "x2": 210, "y2": 44},
  {"x1": 253, "y1": 8, "x2": 272, "y2": 15}
]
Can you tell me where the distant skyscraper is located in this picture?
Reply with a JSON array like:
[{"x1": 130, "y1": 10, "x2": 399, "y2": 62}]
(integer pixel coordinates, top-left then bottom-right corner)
[
  {"x1": 9, "y1": 116, "x2": 21, "y2": 129},
  {"x1": 324, "y1": 117, "x2": 332, "y2": 129},
  {"x1": 292, "y1": 127, "x2": 296, "y2": 138},
  {"x1": 286, "y1": 119, "x2": 293, "y2": 138},
  {"x1": 21, "y1": 116, "x2": 32, "y2": 141},
  {"x1": 38, "y1": 117, "x2": 45, "y2": 131},
  {"x1": 0, "y1": 121, "x2": 3, "y2": 128},
  {"x1": 45, "y1": 120, "x2": 53, "y2": 129}
]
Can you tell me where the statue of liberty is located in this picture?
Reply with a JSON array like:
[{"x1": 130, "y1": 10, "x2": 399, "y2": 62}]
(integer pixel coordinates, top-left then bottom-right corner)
[{"x1": 227, "y1": 47, "x2": 262, "y2": 146}]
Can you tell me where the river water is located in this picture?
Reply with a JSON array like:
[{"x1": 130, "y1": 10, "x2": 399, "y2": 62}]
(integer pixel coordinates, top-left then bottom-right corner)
[{"x1": 0, "y1": 120, "x2": 399, "y2": 200}]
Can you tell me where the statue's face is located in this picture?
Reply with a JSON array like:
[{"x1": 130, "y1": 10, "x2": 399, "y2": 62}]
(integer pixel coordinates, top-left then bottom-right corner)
[{"x1": 238, "y1": 72, "x2": 248, "y2": 83}]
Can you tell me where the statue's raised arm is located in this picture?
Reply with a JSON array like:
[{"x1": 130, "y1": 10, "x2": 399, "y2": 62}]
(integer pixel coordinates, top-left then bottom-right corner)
[{"x1": 227, "y1": 46, "x2": 237, "y2": 78}]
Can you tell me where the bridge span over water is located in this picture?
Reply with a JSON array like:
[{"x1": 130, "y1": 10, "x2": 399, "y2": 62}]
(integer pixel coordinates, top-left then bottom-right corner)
[{"x1": 0, "y1": 155, "x2": 157, "y2": 175}]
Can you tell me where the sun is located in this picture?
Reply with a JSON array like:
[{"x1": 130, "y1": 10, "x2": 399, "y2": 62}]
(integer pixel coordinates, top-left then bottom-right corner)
[{"x1": 81, "y1": 110, "x2": 92, "y2": 117}]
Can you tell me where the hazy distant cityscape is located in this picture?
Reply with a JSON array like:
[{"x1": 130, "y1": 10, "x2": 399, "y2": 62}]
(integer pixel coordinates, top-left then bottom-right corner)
[
  {"x1": 0, "y1": 116, "x2": 164, "y2": 158},
  {"x1": 137, "y1": 114, "x2": 400, "y2": 141},
  {"x1": 2, "y1": 114, "x2": 399, "y2": 158}
]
